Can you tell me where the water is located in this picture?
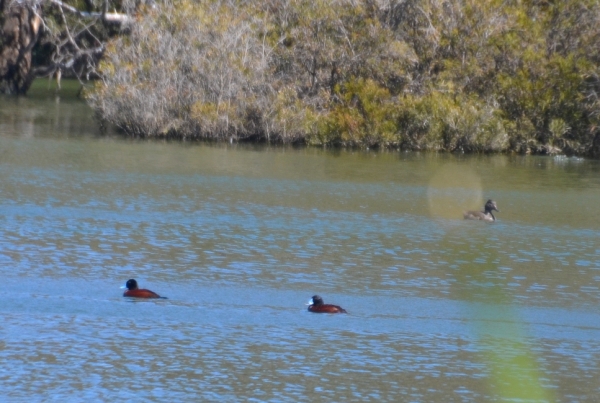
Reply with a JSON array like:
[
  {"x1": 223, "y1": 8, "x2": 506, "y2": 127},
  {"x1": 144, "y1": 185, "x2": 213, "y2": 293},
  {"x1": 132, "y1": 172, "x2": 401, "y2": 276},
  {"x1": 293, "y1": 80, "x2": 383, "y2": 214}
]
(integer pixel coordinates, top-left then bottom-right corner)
[{"x1": 1, "y1": 82, "x2": 600, "y2": 401}]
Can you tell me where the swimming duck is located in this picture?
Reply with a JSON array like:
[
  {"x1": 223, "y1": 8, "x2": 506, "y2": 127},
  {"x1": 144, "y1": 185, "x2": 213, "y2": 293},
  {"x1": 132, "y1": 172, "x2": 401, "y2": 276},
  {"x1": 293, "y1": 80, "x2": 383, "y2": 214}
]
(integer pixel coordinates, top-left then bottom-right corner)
[
  {"x1": 307, "y1": 295, "x2": 347, "y2": 314},
  {"x1": 463, "y1": 199, "x2": 500, "y2": 222},
  {"x1": 121, "y1": 279, "x2": 165, "y2": 299}
]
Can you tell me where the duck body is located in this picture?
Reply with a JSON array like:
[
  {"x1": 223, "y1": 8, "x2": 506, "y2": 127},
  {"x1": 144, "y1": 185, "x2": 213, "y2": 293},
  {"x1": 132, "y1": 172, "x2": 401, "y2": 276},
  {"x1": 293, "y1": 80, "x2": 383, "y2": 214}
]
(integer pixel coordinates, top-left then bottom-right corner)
[
  {"x1": 122, "y1": 279, "x2": 165, "y2": 299},
  {"x1": 307, "y1": 295, "x2": 347, "y2": 314},
  {"x1": 463, "y1": 199, "x2": 500, "y2": 222}
]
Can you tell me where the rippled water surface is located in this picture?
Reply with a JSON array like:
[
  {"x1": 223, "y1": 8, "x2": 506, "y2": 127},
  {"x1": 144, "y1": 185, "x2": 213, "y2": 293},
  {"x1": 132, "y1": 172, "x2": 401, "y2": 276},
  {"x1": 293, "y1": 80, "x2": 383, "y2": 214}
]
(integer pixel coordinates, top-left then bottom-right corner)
[{"x1": 1, "y1": 84, "x2": 600, "y2": 401}]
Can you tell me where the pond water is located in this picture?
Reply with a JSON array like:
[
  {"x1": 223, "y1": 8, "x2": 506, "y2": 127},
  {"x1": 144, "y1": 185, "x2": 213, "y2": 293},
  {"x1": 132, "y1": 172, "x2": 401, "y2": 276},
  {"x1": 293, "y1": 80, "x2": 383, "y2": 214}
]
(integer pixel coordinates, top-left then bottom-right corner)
[{"x1": 1, "y1": 82, "x2": 599, "y2": 401}]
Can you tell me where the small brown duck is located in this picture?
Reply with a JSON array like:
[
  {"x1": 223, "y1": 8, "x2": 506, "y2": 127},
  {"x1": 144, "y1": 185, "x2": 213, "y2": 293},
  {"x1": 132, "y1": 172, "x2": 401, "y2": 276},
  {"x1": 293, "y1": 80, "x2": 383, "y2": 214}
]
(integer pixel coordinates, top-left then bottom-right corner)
[
  {"x1": 121, "y1": 279, "x2": 166, "y2": 299},
  {"x1": 463, "y1": 199, "x2": 500, "y2": 222},
  {"x1": 307, "y1": 295, "x2": 347, "y2": 314}
]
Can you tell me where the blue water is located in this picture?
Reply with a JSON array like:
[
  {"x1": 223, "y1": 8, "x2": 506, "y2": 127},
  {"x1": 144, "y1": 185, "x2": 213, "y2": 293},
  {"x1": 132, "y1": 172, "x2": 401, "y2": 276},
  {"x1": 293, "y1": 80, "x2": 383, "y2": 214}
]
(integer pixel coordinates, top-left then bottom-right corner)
[{"x1": 0, "y1": 133, "x2": 600, "y2": 401}]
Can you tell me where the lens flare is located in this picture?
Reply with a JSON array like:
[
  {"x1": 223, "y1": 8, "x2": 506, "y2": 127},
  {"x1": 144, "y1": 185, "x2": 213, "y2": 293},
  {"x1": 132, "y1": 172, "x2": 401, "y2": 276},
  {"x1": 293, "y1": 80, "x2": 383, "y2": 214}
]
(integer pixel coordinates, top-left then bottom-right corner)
[{"x1": 427, "y1": 164, "x2": 483, "y2": 219}]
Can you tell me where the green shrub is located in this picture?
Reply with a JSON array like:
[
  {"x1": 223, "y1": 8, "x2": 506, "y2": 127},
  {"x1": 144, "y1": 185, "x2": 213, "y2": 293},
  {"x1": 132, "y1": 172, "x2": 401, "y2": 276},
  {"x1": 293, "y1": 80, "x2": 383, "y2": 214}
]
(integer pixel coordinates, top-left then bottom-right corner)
[
  {"x1": 85, "y1": 0, "x2": 600, "y2": 156},
  {"x1": 310, "y1": 78, "x2": 398, "y2": 147}
]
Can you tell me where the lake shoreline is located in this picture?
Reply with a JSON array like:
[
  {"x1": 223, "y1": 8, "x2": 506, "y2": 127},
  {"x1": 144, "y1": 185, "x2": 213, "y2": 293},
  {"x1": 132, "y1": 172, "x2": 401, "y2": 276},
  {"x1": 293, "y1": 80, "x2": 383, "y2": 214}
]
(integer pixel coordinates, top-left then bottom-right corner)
[{"x1": 3, "y1": 79, "x2": 600, "y2": 159}]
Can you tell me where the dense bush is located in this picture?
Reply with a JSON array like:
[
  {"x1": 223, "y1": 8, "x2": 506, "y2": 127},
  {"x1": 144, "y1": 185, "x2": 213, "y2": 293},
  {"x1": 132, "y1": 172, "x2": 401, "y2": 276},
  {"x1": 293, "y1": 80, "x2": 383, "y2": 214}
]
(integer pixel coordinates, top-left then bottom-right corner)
[
  {"x1": 87, "y1": 0, "x2": 600, "y2": 156},
  {"x1": 88, "y1": 1, "x2": 273, "y2": 140}
]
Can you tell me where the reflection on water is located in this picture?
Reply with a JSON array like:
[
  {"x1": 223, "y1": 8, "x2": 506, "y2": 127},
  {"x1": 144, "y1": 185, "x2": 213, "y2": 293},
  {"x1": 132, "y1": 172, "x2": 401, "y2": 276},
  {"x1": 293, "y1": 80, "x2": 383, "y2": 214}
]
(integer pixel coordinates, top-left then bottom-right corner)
[{"x1": 1, "y1": 84, "x2": 600, "y2": 401}]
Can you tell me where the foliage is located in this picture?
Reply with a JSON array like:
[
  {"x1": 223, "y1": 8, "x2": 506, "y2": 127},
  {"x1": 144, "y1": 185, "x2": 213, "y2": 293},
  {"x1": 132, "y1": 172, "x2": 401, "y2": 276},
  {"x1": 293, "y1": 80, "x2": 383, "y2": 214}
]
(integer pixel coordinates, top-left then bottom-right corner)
[
  {"x1": 87, "y1": 0, "x2": 600, "y2": 156},
  {"x1": 89, "y1": 0, "x2": 273, "y2": 139},
  {"x1": 310, "y1": 78, "x2": 398, "y2": 148}
]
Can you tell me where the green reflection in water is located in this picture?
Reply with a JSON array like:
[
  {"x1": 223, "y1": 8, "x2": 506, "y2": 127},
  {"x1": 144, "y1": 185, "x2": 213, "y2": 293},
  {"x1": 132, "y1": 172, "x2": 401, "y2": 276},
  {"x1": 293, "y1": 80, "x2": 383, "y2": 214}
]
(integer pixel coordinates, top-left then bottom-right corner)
[{"x1": 428, "y1": 163, "x2": 553, "y2": 401}]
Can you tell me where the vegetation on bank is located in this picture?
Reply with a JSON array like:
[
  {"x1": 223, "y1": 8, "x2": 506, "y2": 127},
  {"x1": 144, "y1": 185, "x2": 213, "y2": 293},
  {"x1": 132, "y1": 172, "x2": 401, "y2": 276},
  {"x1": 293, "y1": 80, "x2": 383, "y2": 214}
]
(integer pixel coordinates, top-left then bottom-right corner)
[{"x1": 86, "y1": 0, "x2": 600, "y2": 156}]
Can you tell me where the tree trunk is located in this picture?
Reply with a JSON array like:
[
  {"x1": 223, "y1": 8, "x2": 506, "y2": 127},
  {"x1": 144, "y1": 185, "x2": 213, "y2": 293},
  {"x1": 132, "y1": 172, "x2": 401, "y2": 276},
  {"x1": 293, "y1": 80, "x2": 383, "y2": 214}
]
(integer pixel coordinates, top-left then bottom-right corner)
[
  {"x1": 591, "y1": 131, "x2": 600, "y2": 159},
  {"x1": 0, "y1": 1, "x2": 42, "y2": 94}
]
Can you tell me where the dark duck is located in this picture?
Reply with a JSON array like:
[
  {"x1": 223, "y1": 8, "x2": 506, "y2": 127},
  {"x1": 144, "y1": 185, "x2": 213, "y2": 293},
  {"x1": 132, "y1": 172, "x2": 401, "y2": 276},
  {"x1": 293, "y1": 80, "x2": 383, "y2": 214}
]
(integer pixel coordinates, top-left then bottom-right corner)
[
  {"x1": 307, "y1": 295, "x2": 347, "y2": 314},
  {"x1": 463, "y1": 199, "x2": 500, "y2": 222},
  {"x1": 122, "y1": 279, "x2": 166, "y2": 299}
]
